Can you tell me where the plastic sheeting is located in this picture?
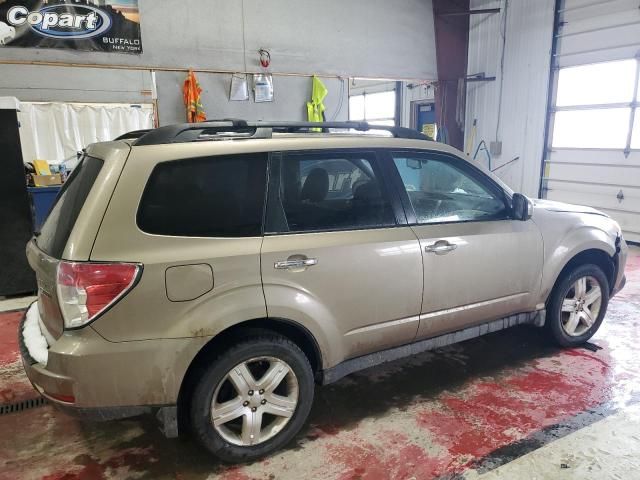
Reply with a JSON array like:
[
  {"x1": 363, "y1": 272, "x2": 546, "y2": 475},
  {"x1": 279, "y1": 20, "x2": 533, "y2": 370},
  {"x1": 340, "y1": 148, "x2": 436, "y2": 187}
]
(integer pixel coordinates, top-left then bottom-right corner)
[{"x1": 18, "y1": 102, "x2": 154, "y2": 164}]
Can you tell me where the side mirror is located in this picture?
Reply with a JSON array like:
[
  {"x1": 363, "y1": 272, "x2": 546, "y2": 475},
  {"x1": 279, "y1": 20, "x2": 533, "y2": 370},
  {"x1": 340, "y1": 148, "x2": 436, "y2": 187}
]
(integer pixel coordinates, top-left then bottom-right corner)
[{"x1": 512, "y1": 193, "x2": 533, "y2": 221}]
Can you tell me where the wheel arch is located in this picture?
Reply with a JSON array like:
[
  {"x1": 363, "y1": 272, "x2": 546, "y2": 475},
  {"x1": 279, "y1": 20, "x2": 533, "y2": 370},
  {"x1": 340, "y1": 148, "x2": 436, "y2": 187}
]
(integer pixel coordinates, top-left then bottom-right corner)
[
  {"x1": 176, "y1": 317, "x2": 323, "y2": 432},
  {"x1": 549, "y1": 248, "x2": 616, "y2": 302}
]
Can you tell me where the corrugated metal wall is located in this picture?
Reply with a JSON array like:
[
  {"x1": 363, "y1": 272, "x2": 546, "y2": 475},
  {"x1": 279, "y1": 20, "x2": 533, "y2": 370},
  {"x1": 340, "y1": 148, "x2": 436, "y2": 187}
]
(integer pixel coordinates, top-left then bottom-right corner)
[
  {"x1": 465, "y1": 0, "x2": 555, "y2": 197},
  {"x1": 544, "y1": 0, "x2": 640, "y2": 243}
]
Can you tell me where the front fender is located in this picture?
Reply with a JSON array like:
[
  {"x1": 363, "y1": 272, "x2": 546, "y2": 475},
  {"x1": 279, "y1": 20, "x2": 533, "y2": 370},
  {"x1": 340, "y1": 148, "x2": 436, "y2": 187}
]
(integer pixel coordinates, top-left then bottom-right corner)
[{"x1": 539, "y1": 225, "x2": 615, "y2": 301}]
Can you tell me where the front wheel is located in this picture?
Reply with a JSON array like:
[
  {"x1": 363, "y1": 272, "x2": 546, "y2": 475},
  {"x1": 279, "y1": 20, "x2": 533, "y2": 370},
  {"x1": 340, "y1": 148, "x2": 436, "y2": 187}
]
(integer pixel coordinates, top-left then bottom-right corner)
[
  {"x1": 190, "y1": 334, "x2": 314, "y2": 463},
  {"x1": 546, "y1": 264, "x2": 610, "y2": 347}
]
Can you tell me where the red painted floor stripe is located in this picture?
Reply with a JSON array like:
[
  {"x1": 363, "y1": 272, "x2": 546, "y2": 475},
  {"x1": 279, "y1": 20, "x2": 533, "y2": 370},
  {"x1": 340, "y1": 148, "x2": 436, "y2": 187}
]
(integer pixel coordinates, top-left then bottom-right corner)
[
  {"x1": 0, "y1": 310, "x2": 22, "y2": 366},
  {"x1": 0, "y1": 309, "x2": 39, "y2": 406}
]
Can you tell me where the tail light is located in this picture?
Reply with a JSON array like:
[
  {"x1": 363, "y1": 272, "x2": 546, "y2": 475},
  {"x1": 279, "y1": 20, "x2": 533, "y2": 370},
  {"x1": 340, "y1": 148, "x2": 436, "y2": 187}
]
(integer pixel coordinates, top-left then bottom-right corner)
[{"x1": 56, "y1": 261, "x2": 141, "y2": 329}]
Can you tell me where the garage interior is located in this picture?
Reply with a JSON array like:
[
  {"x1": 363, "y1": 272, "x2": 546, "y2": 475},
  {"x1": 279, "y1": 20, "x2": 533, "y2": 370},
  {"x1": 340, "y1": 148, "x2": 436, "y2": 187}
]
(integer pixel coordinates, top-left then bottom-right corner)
[{"x1": 1, "y1": 0, "x2": 640, "y2": 478}]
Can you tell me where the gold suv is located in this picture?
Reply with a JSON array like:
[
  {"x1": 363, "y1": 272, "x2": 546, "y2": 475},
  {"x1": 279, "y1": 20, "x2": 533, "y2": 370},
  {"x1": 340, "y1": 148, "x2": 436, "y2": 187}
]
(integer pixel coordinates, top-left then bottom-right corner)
[{"x1": 21, "y1": 120, "x2": 627, "y2": 462}]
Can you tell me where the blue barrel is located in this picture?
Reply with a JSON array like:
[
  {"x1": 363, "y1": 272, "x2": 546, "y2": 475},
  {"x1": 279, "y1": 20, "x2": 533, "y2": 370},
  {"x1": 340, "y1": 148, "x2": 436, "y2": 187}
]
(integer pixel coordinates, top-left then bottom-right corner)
[{"x1": 27, "y1": 186, "x2": 62, "y2": 232}]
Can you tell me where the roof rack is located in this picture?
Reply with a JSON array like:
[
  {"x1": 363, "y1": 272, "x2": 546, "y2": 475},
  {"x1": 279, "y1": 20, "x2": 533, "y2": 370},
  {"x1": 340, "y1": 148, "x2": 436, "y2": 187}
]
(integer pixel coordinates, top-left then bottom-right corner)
[
  {"x1": 114, "y1": 129, "x2": 153, "y2": 141},
  {"x1": 130, "y1": 120, "x2": 431, "y2": 146}
]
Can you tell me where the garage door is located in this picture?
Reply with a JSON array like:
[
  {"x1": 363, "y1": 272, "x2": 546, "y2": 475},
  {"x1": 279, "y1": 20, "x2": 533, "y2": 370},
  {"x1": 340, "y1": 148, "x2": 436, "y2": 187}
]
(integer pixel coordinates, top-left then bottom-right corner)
[{"x1": 543, "y1": 0, "x2": 640, "y2": 243}]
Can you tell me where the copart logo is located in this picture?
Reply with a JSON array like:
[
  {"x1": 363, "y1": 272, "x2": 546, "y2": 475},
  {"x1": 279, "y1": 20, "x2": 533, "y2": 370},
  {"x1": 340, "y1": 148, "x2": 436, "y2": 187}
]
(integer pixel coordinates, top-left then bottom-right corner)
[{"x1": 7, "y1": 5, "x2": 111, "y2": 39}]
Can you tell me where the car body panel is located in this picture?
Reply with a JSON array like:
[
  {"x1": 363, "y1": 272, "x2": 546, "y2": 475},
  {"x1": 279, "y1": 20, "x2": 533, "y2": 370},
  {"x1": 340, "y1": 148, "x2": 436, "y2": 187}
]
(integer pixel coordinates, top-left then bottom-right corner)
[
  {"x1": 531, "y1": 202, "x2": 624, "y2": 299},
  {"x1": 413, "y1": 218, "x2": 543, "y2": 337},
  {"x1": 26, "y1": 143, "x2": 131, "y2": 341},
  {"x1": 88, "y1": 146, "x2": 267, "y2": 342},
  {"x1": 23, "y1": 314, "x2": 208, "y2": 407},
  {"x1": 261, "y1": 227, "x2": 423, "y2": 368},
  {"x1": 19, "y1": 132, "x2": 628, "y2": 417}
]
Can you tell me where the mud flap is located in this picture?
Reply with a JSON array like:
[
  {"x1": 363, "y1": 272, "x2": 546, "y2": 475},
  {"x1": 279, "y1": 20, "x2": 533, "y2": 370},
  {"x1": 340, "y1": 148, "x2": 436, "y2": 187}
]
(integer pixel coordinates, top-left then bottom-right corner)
[{"x1": 156, "y1": 406, "x2": 179, "y2": 438}]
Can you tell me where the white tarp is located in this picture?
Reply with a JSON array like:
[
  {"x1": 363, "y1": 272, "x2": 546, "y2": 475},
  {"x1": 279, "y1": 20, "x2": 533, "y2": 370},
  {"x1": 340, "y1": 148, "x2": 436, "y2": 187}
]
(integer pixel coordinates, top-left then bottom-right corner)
[{"x1": 18, "y1": 101, "x2": 154, "y2": 164}]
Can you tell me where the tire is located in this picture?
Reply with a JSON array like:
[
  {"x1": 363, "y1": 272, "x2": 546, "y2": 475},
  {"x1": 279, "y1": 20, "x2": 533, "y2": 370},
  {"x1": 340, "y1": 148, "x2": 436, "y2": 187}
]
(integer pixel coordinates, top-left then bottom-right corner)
[
  {"x1": 546, "y1": 263, "x2": 610, "y2": 347},
  {"x1": 189, "y1": 334, "x2": 314, "y2": 463}
]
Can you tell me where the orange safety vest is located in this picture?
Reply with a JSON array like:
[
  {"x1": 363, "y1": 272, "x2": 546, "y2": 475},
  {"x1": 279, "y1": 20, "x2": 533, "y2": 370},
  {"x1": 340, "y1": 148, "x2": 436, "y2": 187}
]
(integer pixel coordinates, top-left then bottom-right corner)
[{"x1": 183, "y1": 69, "x2": 206, "y2": 123}]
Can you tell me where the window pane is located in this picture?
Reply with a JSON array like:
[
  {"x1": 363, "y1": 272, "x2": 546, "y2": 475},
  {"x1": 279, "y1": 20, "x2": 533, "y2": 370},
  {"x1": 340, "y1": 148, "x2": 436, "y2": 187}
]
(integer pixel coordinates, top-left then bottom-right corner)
[
  {"x1": 275, "y1": 152, "x2": 395, "y2": 232},
  {"x1": 393, "y1": 155, "x2": 506, "y2": 224},
  {"x1": 365, "y1": 91, "x2": 396, "y2": 120},
  {"x1": 37, "y1": 156, "x2": 103, "y2": 257},
  {"x1": 138, "y1": 154, "x2": 267, "y2": 237},
  {"x1": 556, "y1": 60, "x2": 637, "y2": 107},
  {"x1": 632, "y1": 110, "x2": 640, "y2": 150},
  {"x1": 349, "y1": 95, "x2": 365, "y2": 121},
  {"x1": 552, "y1": 108, "x2": 631, "y2": 149}
]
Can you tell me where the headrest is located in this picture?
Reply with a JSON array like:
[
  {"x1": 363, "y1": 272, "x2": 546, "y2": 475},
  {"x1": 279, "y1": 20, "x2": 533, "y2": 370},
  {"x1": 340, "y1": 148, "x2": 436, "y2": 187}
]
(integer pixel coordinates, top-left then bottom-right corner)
[{"x1": 300, "y1": 168, "x2": 329, "y2": 202}]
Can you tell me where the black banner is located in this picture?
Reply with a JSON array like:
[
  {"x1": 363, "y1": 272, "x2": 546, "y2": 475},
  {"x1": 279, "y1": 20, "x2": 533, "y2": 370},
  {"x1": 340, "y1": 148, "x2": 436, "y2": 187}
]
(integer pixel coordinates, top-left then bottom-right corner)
[{"x1": 0, "y1": 0, "x2": 142, "y2": 54}]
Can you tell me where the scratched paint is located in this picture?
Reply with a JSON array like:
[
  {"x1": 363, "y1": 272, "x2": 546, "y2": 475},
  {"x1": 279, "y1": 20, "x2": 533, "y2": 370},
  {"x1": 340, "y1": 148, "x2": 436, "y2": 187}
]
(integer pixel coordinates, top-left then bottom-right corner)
[{"x1": 0, "y1": 248, "x2": 638, "y2": 480}]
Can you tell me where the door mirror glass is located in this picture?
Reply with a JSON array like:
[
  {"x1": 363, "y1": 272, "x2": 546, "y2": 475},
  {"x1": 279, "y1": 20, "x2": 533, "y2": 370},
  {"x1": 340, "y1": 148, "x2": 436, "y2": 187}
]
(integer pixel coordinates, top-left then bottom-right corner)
[{"x1": 512, "y1": 193, "x2": 532, "y2": 221}]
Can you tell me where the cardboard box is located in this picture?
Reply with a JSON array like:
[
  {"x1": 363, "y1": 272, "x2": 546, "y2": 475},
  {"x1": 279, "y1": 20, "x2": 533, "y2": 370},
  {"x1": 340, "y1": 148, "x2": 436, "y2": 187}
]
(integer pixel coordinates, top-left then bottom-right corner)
[{"x1": 31, "y1": 174, "x2": 62, "y2": 187}]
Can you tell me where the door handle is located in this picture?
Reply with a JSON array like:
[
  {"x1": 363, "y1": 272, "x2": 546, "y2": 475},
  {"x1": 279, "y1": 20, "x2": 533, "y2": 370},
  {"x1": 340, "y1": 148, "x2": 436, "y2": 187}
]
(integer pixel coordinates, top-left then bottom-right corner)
[
  {"x1": 274, "y1": 258, "x2": 318, "y2": 270},
  {"x1": 425, "y1": 241, "x2": 457, "y2": 255}
]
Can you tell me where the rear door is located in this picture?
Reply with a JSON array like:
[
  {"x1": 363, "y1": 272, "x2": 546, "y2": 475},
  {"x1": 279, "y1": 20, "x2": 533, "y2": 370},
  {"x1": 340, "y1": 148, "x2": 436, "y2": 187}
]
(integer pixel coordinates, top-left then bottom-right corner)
[
  {"x1": 388, "y1": 150, "x2": 543, "y2": 338},
  {"x1": 260, "y1": 149, "x2": 423, "y2": 365},
  {"x1": 27, "y1": 155, "x2": 104, "y2": 340}
]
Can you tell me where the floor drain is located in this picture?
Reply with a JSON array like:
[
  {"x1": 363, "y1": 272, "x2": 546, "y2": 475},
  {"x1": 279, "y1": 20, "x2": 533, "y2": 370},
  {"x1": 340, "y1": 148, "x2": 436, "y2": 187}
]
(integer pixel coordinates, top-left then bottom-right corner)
[{"x1": 0, "y1": 396, "x2": 48, "y2": 415}]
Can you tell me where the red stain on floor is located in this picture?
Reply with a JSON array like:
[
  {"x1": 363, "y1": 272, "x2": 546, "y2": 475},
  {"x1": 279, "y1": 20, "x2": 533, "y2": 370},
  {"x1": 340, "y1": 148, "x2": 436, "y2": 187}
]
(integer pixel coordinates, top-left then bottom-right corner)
[
  {"x1": 415, "y1": 347, "x2": 611, "y2": 474},
  {"x1": 0, "y1": 310, "x2": 22, "y2": 366},
  {"x1": 218, "y1": 468, "x2": 253, "y2": 480},
  {"x1": 41, "y1": 447, "x2": 157, "y2": 480},
  {"x1": 327, "y1": 431, "x2": 448, "y2": 480},
  {"x1": 0, "y1": 309, "x2": 40, "y2": 406}
]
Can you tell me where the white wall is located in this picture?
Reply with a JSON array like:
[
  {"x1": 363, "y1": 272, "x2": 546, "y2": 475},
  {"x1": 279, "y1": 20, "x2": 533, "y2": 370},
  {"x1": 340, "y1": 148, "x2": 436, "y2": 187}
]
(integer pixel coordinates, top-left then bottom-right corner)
[
  {"x1": 156, "y1": 72, "x2": 348, "y2": 125},
  {"x1": 0, "y1": 0, "x2": 437, "y2": 79},
  {"x1": 0, "y1": 65, "x2": 154, "y2": 104},
  {"x1": 0, "y1": 0, "x2": 437, "y2": 125},
  {"x1": 465, "y1": 0, "x2": 555, "y2": 197}
]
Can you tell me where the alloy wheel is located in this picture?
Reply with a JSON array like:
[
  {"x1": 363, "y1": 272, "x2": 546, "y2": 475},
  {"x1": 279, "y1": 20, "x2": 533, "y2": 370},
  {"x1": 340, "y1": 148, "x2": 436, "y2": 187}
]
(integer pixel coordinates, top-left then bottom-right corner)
[
  {"x1": 560, "y1": 275, "x2": 603, "y2": 337},
  {"x1": 210, "y1": 356, "x2": 299, "y2": 446}
]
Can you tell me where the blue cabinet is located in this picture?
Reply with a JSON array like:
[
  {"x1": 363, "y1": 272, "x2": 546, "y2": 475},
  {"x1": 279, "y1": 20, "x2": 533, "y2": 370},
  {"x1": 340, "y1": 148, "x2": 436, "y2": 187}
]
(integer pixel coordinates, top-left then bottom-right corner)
[{"x1": 27, "y1": 186, "x2": 61, "y2": 233}]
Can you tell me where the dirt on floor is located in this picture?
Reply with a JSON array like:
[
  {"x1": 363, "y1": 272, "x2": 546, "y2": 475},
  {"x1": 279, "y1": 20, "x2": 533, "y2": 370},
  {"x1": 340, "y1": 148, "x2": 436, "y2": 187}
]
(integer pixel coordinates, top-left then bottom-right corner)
[{"x1": 0, "y1": 247, "x2": 638, "y2": 480}]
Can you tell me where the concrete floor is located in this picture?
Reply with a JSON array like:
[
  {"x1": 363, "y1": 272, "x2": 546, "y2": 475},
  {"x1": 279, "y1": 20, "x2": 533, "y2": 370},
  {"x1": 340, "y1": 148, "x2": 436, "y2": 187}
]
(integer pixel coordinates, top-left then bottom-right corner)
[{"x1": 0, "y1": 247, "x2": 638, "y2": 480}]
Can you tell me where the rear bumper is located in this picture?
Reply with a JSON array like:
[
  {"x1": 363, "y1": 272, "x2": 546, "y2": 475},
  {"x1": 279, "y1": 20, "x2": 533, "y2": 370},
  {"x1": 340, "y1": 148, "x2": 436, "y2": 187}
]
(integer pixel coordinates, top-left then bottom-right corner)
[{"x1": 19, "y1": 303, "x2": 208, "y2": 418}]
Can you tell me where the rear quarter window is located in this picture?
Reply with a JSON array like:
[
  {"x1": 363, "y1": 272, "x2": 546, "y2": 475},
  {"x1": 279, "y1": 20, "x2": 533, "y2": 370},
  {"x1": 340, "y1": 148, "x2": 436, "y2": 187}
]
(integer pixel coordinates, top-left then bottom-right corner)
[
  {"x1": 137, "y1": 153, "x2": 268, "y2": 237},
  {"x1": 37, "y1": 156, "x2": 103, "y2": 258}
]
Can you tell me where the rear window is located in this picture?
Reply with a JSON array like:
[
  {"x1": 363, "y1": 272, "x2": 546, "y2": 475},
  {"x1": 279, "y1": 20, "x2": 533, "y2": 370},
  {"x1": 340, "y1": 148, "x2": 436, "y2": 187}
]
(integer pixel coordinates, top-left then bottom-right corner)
[
  {"x1": 37, "y1": 156, "x2": 103, "y2": 258},
  {"x1": 137, "y1": 153, "x2": 268, "y2": 237}
]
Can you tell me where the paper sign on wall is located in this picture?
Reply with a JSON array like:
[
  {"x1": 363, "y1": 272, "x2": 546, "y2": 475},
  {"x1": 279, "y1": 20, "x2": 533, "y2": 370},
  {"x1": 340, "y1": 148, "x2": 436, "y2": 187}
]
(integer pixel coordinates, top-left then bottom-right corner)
[
  {"x1": 230, "y1": 74, "x2": 249, "y2": 101},
  {"x1": 253, "y1": 74, "x2": 274, "y2": 103}
]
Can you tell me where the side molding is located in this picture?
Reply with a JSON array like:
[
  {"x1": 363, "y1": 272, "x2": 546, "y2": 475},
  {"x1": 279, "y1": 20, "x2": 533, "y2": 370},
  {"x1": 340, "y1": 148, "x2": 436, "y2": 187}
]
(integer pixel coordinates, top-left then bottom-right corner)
[{"x1": 319, "y1": 310, "x2": 544, "y2": 385}]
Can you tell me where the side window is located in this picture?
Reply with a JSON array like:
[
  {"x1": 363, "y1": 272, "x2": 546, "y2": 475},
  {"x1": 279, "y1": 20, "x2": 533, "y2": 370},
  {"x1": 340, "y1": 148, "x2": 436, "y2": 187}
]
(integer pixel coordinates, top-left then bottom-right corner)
[
  {"x1": 268, "y1": 151, "x2": 396, "y2": 233},
  {"x1": 392, "y1": 153, "x2": 507, "y2": 224},
  {"x1": 138, "y1": 153, "x2": 267, "y2": 237}
]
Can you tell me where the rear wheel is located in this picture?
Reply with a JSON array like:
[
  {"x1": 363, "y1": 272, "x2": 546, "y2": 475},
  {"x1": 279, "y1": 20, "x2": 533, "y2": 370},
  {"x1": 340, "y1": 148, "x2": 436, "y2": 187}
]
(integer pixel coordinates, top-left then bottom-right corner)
[
  {"x1": 546, "y1": 264, "x2": 609, "y2": 347},
  {"x1": 189, "y1": 334, "x2": 314, "y2": 463}
]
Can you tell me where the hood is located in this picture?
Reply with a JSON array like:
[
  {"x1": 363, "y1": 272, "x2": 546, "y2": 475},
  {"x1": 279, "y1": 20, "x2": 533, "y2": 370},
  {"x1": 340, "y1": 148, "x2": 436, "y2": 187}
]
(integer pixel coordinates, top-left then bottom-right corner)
[{"x1": 532, "y1": 199, "x2": 608, "y2": 217}]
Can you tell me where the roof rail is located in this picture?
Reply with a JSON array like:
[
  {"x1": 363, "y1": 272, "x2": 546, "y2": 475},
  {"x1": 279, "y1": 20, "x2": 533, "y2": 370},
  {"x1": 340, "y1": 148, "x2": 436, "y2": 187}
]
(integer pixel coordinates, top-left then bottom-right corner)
[
  {"x1": 114, "y1": 129, "x2": 153, "y2": 141},
  {"x1": 131, "y1": 120, "x2": 431, "y2": 146}
]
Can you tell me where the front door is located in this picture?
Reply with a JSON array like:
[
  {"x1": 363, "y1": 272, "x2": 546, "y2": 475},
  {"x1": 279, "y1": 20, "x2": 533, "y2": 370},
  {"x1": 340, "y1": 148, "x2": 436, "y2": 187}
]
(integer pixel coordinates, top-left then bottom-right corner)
[
  {"x1": 260, "y1": 149, "x2": 423, "y2": 367},
  {"x1": 389, "y1": 150, "x2": 543, "y2": 338}
]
